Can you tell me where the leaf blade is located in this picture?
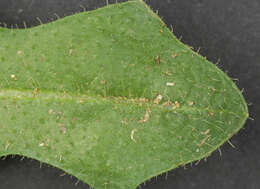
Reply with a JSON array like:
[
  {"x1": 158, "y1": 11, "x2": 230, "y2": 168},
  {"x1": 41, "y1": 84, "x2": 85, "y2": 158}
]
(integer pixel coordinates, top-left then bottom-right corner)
[{"x1": 0, "y1": 1, "x2": 248, "y2": 188}]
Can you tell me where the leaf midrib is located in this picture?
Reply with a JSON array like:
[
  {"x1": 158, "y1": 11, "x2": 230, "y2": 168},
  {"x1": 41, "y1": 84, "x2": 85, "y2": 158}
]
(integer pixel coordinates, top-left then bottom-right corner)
[{"x1": 0, "y1": 89, "x2": 247, "y2": 120}]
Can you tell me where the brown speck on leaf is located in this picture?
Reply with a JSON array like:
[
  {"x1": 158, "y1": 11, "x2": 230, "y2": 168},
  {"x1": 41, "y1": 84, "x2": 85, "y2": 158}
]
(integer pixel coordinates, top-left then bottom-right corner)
[
  {"x1": 139, "y1": 98, "x2": 148, "y2": 103},
  {"x1": 162, "y1": 100, "x2": 172, "y2": 107},
  {"x1": 172, "y1": 101, "x2": 180, "y2": 110},
  {"x1": 100, "y1": 80, "x2": 106, "y2": 85},
  {"x1": 155, "y1": 55, "x2": 160, "y2": 65},
  {"x1": 154, "y1": 94, "x2": 163, "y2": 104},
  {"x1": 139, "y1": 108, "x2": 151, "y2": 123},
  {"x1": 79, "y1": 99, "x2": 84, "y2": 104},
  {"x1": 209, "y1": 111, "x2": 214, "y2": 116},
  {"x1": 188, "y1": 101, "x2": 194, "y2": 106},
  {"x1": 59, "y1": 123, "x2": 66, "y2": 134},
  {"x1": 160, "y1": 29, "x2": 163, "y2": 33},
  {"x1": 48, "y1": 109, "x2": 55, "y2": 115},
  {"x1": 130, "y1": 98, "x2": 136, "y2": 103},
  {"x1": 163, "y1": 70, "x2": 172, "y2": 76},
  {"x1": 121, "y1": 119, "x2": 128, "y2": 125},
  {"x1": 172, "y1": 54, "x2": 178, "y2": 58},
  {"x1": 178, "y1": 136, "x2": 182, "y2": 140},
  {"x1": 32, "y1": 88, "x2": 38, "y2": 96},
  {"x1": 69, "y1": 49, "x2": 73, "y2": 55},
  {"x1": 17, "y1": 50, "x2": 23, "y2": 55},
  {"x1": 175, "y1": 101, "x2": 180, "y2": 108},
  {"x1": 131, "y1": 128, "x2": 137, "y2": 142}
]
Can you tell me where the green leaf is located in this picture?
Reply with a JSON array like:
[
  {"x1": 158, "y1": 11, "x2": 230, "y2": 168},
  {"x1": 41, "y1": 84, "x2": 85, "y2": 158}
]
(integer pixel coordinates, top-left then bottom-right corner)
[{"x1": 0, "y1": 0, "x2": 248, "y2": 188}]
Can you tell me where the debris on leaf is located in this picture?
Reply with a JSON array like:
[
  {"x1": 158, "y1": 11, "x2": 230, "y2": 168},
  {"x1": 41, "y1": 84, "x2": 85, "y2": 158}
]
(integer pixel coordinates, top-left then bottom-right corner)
[
  {"x1": 172, "y1": 54, "x2": 178, "y2": 58},
  {"x1": 175, "y1": 101, "x2": 180, "y2": 108},
  {"x1": 163, "y1": 70, "x2": 172, "y2": 76},
  {"x1": 100, "y1": 80, "x2": 106, "y2": 85},
  {"x1": 155, "y1": 55, "x2": 160, "y2": 65},
  {"x1": 208, "y1": 111, "x2": 214, "y2": 116},
  {"x1": 202, "y1": 129, "x2": 210, "y2": 135},
  {"x1": 188, "y1": 101, "x2": 194, "y2": 106},
  {"x1": 32, "y1": 88, "x2": 38, "y2": 96},
  {"x1": 162, "y1": 100, "x2": 172, "y2": 107},
  {"x1": 69, "y1": 49, "x2": 73, "y2": 55},
  {"x1": 166, "y1": 82, "x2": 175, "y2": 87},
  {"x1": 10, "y1": 74, "x2": 17, "y2": 80},
  {"x1": 121, "y1": 119, "x2": 128, "y2": 125},
  {"x1": 139, "y1": 98, "x2": 148, "y2": 103},
  {"x1": 59, "y1": 123, "x2": 66, "y2": 134},
  {"x1": 131, "y1": 128, "x2": 137, "y2": 142},
  {"x1": 172, "y1": 101, "x2": 180, "y2": 110},
  {"x1": 79, "y1": 99, "x2": 84, "y2": 104},
  {"x1": 17, "y1": 50, "x2": 23, "y2": 55},
  {"x1": 48, "y1": 109, "x2": 55, "y2": 115},
  {"x1": 39, "y1": 142, "x2": 47, "y2": 147},
  {"x1": 139, "y1": 108, "x2": 151, "y2": 123},
  {"x1": 154, "y1": 95, "x2": 163, "y2": 104}
]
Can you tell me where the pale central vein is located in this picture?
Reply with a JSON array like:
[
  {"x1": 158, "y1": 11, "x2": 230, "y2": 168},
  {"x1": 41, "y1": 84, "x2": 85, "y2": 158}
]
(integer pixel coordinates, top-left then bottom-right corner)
[{"x1": 0, "y1": 89, "x2": 247, "y2": 120}]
